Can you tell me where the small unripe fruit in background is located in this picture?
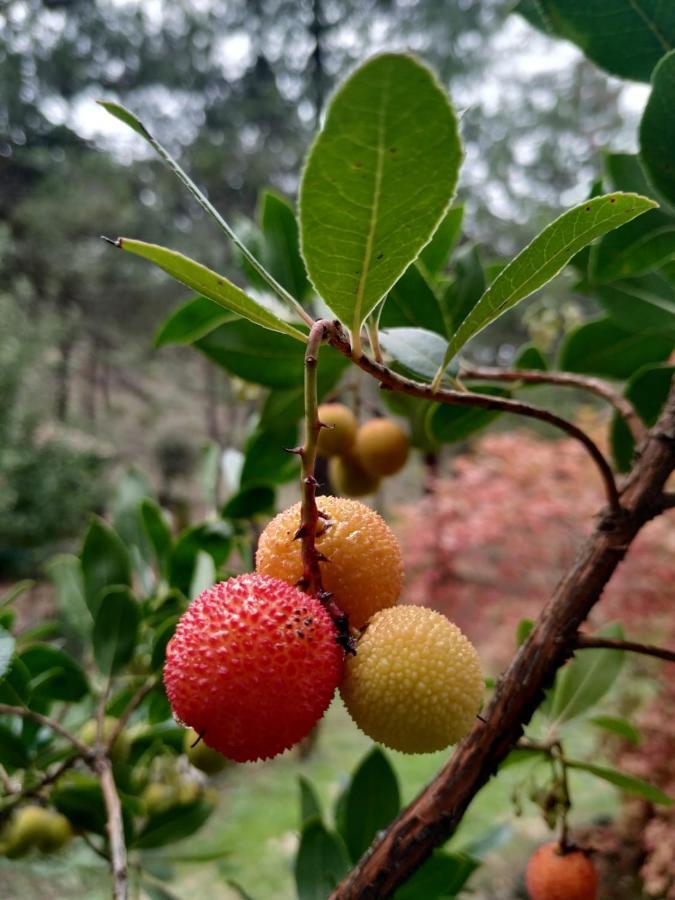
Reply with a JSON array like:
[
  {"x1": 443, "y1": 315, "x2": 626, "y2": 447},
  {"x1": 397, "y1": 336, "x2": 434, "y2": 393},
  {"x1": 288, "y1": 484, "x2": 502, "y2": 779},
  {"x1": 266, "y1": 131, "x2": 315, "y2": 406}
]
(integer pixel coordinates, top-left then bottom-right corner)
[
  {"x1": 184, "y1": 728, "x2": 229, "y2": 775},
  {"x1": 78, "y1": 716, "x2": 130, "y2": 767},
  {"x1": 526, "y1": 842, "x2": 598, "y2": 900},
  {"x1": 328, "y1": 453, "x2": 380, "y2": 497},
  {"x1": 142, "y1": 782, "x2": 175, "y2": 816},
  {"x1": 354, "y1": 418, "x2": 409, "y2": 477},
  {"x1": 164, "y1": 574, "x2": 344, "y2": 762},
  {"x1": 256, "y1": 497, "x2": 403, "y2": 629},
  {"x1": 340, "y1": 606, "x2": 483, "y2": 753},
  {"x1": 1, "y1": 806, "x2": 73, "y2": 858},
  {"x1": 316, "y1": 403, "x2": 358, "y2": 456}
]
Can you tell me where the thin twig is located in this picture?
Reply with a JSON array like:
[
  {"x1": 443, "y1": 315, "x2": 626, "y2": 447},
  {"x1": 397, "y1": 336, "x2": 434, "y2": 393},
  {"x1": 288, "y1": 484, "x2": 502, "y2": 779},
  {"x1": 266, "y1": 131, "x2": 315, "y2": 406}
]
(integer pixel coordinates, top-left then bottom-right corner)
[
  {"x1": 576, "y1": 635, "x2": 675, "y2": 663},
  {"x1": 460, "y1": 365, "x2": 646, "y2": 443},
  {"x1": 323, "y1": 321, "x2": 623, "y2": 514},
  {"x1": 81, "y1": 829, "x2": 111, "y2": 863},
  {"x1": 1, "y1": 755, "x2": 81, "y2": 811},
  {"x1": 105, "y1": 678, "x2": 158, "y2": 755},
  {"x1": 96, "y1": 756, "x2": 127, "y2": 900},
  {"x1": 0, "y1": 704, "x2": 93, "y2": 758}
]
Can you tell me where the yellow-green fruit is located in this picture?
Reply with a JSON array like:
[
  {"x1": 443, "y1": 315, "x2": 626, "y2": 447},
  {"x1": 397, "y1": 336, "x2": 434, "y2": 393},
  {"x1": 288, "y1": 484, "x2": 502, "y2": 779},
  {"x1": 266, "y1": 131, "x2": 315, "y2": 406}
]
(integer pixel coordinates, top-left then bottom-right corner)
[
  {"x1": 316, "y1": 403, "x2": 358, "y2": 457},
  {"x1": 354, "y1": 418, "x2": 409, "y2": 477},
  {"x1": 184, "y1": 728, "x2": 229, "y2": 775},
  {"x1": 78, "y1": 716, "x2": 131, "y2": 766},
  {"x1": 328, "y1": 454, "x2": 380, "y2": 497},
  {"x1": 142, "y1": 783, "x2": 175, "y2": 816},
  {"x1": 256, "y1": 496, "x2": 403, "y2": 629},
  {"x1": 1, "y1": 806, "x2": 72, "y2": 858},
  {"x1": 340, "y1": 606, "x2": 483, "y2": 753}
]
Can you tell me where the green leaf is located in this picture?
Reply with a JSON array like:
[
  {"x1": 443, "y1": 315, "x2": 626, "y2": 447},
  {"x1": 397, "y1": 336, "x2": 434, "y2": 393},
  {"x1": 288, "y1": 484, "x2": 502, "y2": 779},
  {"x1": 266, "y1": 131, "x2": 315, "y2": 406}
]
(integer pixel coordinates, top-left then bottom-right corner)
[
  {"x1": 379, "y1": 263, "x2": 447, "y2": 335},
  {"x1": 380, "y1": 328, "x2": 455, "y2": 383},
  {"x1": 151, "y1": 617, "x2": 179, "y2": 671},
  {"x1": 594, "y1": 278, "x2": 675, "y2": 336},
  {"x1": 117, "y1": 239, "x2": 306, "y2": 341},
  {"x1": 514, "y1": 344, "x2": 548, "y2": 371},
  {"x1": 382, "y1": 391, "x2": 438, "y2": 452},
  {"x1": 140, "y1": 499, "x2": 173, "y2": 578},
  {"x1": 298, "y1": 775, "x2": 323, "y2": 828},
  {"x1": 0, "y1": 657, "x2": 31, "y2": 705},
  {"x1": 259, "y1": 190, "x2": 310, "y2": 300},
  {"x1": 592, "y1": 226, "x2": 675, "y2": 282},
  {"x1": 611, "y1": 363, "x2": 675, "y2": 470},
  {"x1": 168, "y1": 521, "x2": 232, "y2": 596},
  {"x1": 393, "y1": 851, "x2": 479, "y2": 899},
  {"x1": 92, "y1": 586, "x2": 140, "y2": 675},
  {"x1": 81, "y1": 517, "x2": 132, "y2": 618},
  {"x1": 442, "y1": 245, "x2": 485, "y2": 333},
  {"x1": 188, "y1": 551, "x2": 216, "y2": 600},
  {"x1": 132, "y1": 799, "x2": 214, "y2": 849},
  {"x1": 516, "y1": 619, "x2": 535, "y2": 647},
  {"x1": 419, "y1": 206, "x2": 464, "y2": 275},
  {"x1": 640, "y1": 50, "x2": 675, "y2": 207},
  {"x1": 558, "y1": 317, "x2": 673, "y2": 379},
  {"x1": 0, "y1": 625, "x2": 15, "y2": 680},
  {"x1": 517, "y1": 1, "x2": 675, "y2": 83},
  {"x1": 155, "y1": 296, "x2": 236, "y2": 348},
  {"x1": 590, "y1": 715, "x2": 640, "y2": 745},
  {"x1": 548, "y1": 623, "x2": 624, "y2": 727},
  {"x1": 53, "y1": 773, "x2": 134, "y2": 840},
  {"x1": 441, "y1": 194, "x2": 657, "y2": 370},
  {"x1": 300, "y1": 53, "x2": 461, "y2": 336},
  {"x1": 20, "y1": 645, "x2": 88, "y2": 702},
  {"x1": 565, "y1": 759, "x2": 672, "y2": 805},
  {"x1": 221, "y1": 485, "x2": 275, "y2": 520},
  {"x1": 0, "y1": 723, "x2": 30, "y2": 771},
  {"x1": 0, "y1": 580, "x2": 35, "y2": 609},
  {"x1": 47, "y1": 554, "x2": 90, "y2": 640},
  {"x1": 340, "y1": 747, "x2": 400, "y2": 863},
  {"x1": 295, "y1": 820, "x2": 350, "y2": 900},
  {"x1": 240, "y1": 421, "x2": 299, "y2": 489},
  {"x1": 427, "y1": 387, "x2": 509, "y2": 444}
]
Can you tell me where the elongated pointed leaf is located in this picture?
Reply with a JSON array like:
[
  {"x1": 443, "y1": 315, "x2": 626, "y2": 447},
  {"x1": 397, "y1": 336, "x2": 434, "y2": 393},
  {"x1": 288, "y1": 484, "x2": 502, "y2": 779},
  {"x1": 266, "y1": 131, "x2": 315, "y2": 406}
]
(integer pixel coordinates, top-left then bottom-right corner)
[
  {"x1": 339, "y1": 748, "x2": 400, "y2": 863},
  {"x1": 47, "y1": 554, "x2": 90, "y2": 639},
  {"x1": 379, "y1": 263, "x2": 447, "y2": 335},
  {"x1": 116, "y1": 239, "x2": 305, "y2": 341},
  {"x1": 93, "y1": 586, "x2": 140, "y2": 675},
  {"x1": 590, "y1": 715, "x2": 640, "y2": 745},
  {"x1": 441, "y1": 194, "x2": 656, "y2": 368},
  {"x1": 140, "y1": 499, "x2": 173, "y2": 577},
  {"x1": 298, "y1": 776, "x2": 323, "y2": 828},
  {"x1": 300, "y1": 53, "x2": 461, "y2": 335},
  {"x1": 611, "y1": 364, "x2": 675, "y2": 470},
  {"x1": 559, "y1": 317, "x2": 673, "y2": 379},
  {"x1": 155, "y1": 296, "x2": 236, "y2": 347},
  {"x1": 380, "y1": 328, "x2": 454, "y2": 382},
  {"x1": 295, "y1": 820, "x2": 350, "y2": 900},
  {"x1": 81, "y1": 517, "x2": 132, "y2": 618},
  {"x1": 565, "y1": 759, "x2": 672, "y2": 805},
  {"x1": 259, "y1": 190, "x2": 310, "y2": 300},
  {"x1": 640, "y1": 50, "x2": 675, "y2": 207},
  {"x1": 419, "y1": 206, "x2": 464, "y2": 275}
]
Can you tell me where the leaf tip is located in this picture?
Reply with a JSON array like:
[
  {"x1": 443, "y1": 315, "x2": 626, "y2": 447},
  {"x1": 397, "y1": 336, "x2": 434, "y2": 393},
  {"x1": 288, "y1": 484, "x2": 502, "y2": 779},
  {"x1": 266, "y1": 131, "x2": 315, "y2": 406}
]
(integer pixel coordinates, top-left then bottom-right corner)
[{"x1": 100, "y1": 235, "x2": 122, "y2": 248}]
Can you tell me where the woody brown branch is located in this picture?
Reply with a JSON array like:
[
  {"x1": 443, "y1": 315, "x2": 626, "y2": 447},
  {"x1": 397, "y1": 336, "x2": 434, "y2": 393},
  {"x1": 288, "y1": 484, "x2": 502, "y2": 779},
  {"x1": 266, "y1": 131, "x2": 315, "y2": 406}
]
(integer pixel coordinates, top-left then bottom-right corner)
[
  {"x1": 576, "y1": 636, "x2": 675, "y2": 663},
  {"x1": 330, "y1": 369, "x2": 675, "y2": 898}
]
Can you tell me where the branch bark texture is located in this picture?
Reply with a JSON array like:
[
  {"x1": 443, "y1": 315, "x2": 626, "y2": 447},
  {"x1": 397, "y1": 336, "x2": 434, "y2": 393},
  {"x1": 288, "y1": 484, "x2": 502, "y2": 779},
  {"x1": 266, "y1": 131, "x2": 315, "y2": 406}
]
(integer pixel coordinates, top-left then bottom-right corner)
[{"x1": 330, "y1": 373, "x2": 675, "y2": 898}]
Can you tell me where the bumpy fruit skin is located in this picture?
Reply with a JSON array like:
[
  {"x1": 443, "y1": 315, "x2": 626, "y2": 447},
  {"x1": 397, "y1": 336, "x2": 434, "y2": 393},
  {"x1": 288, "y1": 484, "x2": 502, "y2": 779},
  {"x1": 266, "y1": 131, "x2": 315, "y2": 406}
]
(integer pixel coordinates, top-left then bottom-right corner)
[
  {"x1": 316, "y1": 403, "x2": 358, "y2": 457},
  {"x1": 328, "y1": 454, "x2": 380, "y2": 497},
  {"x1": 164, "y1": 574, "x2": 344, "y2": 762},
  {"x1": 1, "y1": 806, "x2": 72, "y2": 857},
  {"x1": 354, "y1": 418, "x2": 409, "y2": 477},
  {"x1": 340, "y1": 606, "x2": 483, "y2": 753},
  {"x1": 256, "y1": 497, "x2": 403, "y2": 629},
  {"x1": 184, "y1": 728, "x2": 229, "y2": 775},
  {"x1": 78, "y1": 716, "x2": 130, "y2": 766},
  {"x1": 526, "y1": 842, "x2": 598, "y2": 900}
]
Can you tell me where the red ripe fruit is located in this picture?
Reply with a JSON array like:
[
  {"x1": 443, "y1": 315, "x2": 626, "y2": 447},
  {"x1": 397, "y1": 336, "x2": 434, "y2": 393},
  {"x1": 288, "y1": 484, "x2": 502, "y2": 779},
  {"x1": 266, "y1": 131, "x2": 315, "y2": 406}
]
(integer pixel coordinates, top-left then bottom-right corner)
[
  {"x1": 164, "y1": 574, "x2": 344, "y2": 762},
  {"x1": 526, "y1": 842, "x2": 598, "y2": 900}
]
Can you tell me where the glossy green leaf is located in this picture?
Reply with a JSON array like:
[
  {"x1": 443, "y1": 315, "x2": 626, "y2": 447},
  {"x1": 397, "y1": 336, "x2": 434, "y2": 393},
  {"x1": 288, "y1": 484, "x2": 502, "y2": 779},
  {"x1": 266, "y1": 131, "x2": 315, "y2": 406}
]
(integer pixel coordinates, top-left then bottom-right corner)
[
  {"x1": 442, "y1": 245, "x2": 485, "y2": 333},
  {"x1": 295, "y1": 820, "x2": 350, "y2": 900},
  {"x1": 517, "y1": 1, "x2": 675, "y2": 83},
  {"x1": 595, "y1": 278, "x2": 675, "y2": 335},
  {"x1": 419, "y1": 205, "x2": 464, "y2": 274},
  {"x1": 379, "y1": 263, "x2": 447, "y2": 335},
  {"x1": 514, "y1": 344, "x2": 548, "y2": 371},
  {"x1": 151, "y1": 617, "x2": 179, "y2": 671},
  {"x1": 427, "y1": 387, "x2": 509, "y2": 444},
  {"x1": 240, "y1": 420, "x2": 299, "y2": 489},
  {"x1": 380, "y1": 328, "x2": 455, "y2": 383},
  {"x1": 260, "y1": 190, "x2": 310, "y2": 300},
  {"x1": 590, "y1": 715, "x2": 640, "y2": 745},
  {"x1": 168, "y1": 521, "x2": 232, "y2": 596},
  {"x1": 548, "y1": 623, "x2": 624, "y2": 727},
  {"x1": 47, "y1": 554, "x2": 90, "y2": 640},
  {"x1": 140, "y1": 499, "x2": 173, "y2": 578},
  {"x1": 393, "y1": 850, "x2": 479, "y2": 899},
  {"x1": 188, "y1": 551, "x2": 216, "y2": 600},
  {"x1": 133, "y1": 798, "x2": 214, "y2": 849},
  {"x1": 92, "y1": 586, "x2": 140, "y2": 675},
  {"x1": 0, "y1": 626, "x2": 15, "y2": 680},
  {"x1": 0, "y1": 657, "x2": 31, "y2": 705},
  {"x1": 221, "y1": 485, "x2": 275, "y2": 520},
  {"x1": 155, "y1": 296, "x2": 236, "y2": 348},
  {"x1": 0, "y1": 723, "x2": 30, "y2": 771},
  {"x1": 53, "y1": 774, "x2": 133, "y2": 838},
  {"x1": 640, "y1": 50, "x2": 675, "y2": 207},
  {"x1": 592, "y1": 226, "x2": 675, "y2": 282},
  {"x1": 611, "y1": 364, "x2": 675, "y2": 471},
  {"x1": 300, "y1": 53, "x2": 461, "y2": 335},
  {"x1": 81, "y1": 517, "x2": 132, "y2": 618},
  {"x1": 516, "y1": 618, "x2": 535, "y2": 647},
  {"x1": 20, "y1": 645, "x2": 88, "y2": 702},
  {"x1": 117, "y1": 239, "x2": 305, "y2": 341},
  {"x1": 340, "y1": 748, "x2": 400, "y2": 863},
  {"x1": 382, "y1": 391, "x2": 438, "y2": 452},
  {"x1": 558, "y1": 317, "x2": 673, "y2": 379},
  {"x1": 441, "y1": 194, "x2": 657, "y2": 369},
  {"x1": 565, "y1": 759, "x2": 672, "y2": 805},
  {"x1": 298, "y1": 775, "x2": 323, "y2": 828}
]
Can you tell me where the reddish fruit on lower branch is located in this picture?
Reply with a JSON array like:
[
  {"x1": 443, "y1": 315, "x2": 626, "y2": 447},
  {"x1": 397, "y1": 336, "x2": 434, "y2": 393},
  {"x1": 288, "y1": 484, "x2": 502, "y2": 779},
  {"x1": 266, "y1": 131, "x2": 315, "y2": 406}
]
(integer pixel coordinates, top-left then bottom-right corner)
[
  {"x1": 256, "y1": 496, "x2": 404, "y2": 629},
  {"x1": 163, "y1": 574, "x2": 344, "y2": 762},
  {"x1": 526, "y1": 842, "x2": 598, "y2": 900}
]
